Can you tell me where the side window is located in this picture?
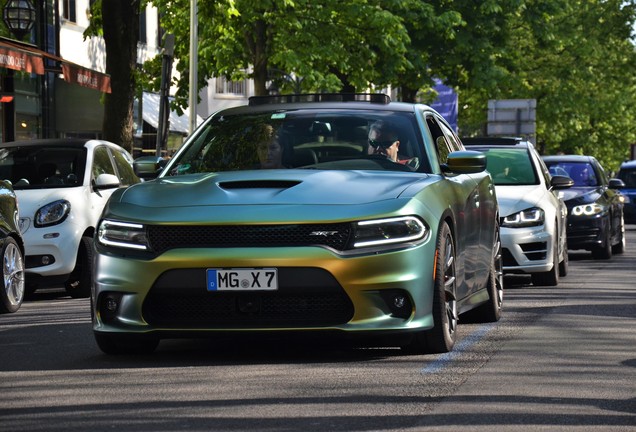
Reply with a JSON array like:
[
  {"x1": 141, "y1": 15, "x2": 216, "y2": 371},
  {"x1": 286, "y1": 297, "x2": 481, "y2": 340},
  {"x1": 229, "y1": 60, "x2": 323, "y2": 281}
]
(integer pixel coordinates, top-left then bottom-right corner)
[
  {"x1": 535, "y1": 152, "x2": 552, "y2": 188},
  {"x1": 92, "y1": 147, "x2": 116, "y2": 180},
  {"x1": 438, "y1": 120, "x2": 463, "y2": 152},
  {"x1": 112, "y1": 150, "x2": 140, "y2": 186},
  {"x1": 594, "y1": 161, "x2": 609, "y2": 185},
  {"x1": 426, "y1": 115, "x2": 451, "y2": 164}
]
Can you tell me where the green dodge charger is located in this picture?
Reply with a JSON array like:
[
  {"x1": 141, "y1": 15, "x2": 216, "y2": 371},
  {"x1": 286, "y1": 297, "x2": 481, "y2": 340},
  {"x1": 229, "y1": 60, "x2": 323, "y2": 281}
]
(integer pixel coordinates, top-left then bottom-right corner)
[{"x1": 92, "y1": 94, "x2": 503, "y2": 355}]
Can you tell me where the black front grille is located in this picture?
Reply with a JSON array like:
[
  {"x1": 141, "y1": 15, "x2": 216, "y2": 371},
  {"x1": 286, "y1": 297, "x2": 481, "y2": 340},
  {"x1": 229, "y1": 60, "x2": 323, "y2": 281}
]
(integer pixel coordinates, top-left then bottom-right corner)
[
  {"x1": 520, "y1": 241, "x2": 547, "y2": 261},
  {"x1": 147, "y1": 223, "x2": 353, "y2": 253},
  {"x1": 142, "y1": 268, "x2": 355, "y2": 328},
  {"x1": 502, "y1": 248, "x2": 518, "y2": 266}
]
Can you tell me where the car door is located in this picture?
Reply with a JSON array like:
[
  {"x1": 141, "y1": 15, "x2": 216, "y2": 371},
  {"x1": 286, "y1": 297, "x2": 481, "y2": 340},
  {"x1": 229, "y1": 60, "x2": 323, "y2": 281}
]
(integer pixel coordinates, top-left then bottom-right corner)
[
  {"x1": 592, "y1": 159, "x2": 623, "y2": 241},
  {"x1": 425, "y1": 113, "x2": 482, "y2": 299},
  {"x1": 535, "y1": 150, "x2": 568, "y2": 257}
]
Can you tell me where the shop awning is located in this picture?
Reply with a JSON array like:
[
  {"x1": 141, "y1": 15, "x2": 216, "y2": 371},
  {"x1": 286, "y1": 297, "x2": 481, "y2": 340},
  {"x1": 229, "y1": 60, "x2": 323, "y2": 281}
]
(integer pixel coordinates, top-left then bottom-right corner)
[
  {"x1": 142, "y1": 92, "x2": 203, "y2": 134},
  {"x1": 0, "y1": 38, "x2": 110, "y2": 93},
  {"x1": 0, "y1": 44, "x2": 44, "y2": 74}
]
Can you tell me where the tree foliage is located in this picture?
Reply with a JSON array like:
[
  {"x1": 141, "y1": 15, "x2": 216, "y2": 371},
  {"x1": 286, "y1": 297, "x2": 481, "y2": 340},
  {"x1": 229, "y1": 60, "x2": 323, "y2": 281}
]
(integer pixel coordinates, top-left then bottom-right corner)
[{"x1": 89, "y1": 0, "x2": 636, "y2": 170}]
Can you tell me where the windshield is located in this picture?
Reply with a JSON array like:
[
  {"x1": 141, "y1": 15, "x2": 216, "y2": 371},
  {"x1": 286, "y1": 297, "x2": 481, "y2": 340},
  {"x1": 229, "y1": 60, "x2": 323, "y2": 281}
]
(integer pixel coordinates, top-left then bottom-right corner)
[
  {"x1": 618, "y1": 167, "x2": 636, "y2": 187},
  {"x1": 163, "y1": 109, "x2": 426, "y2": 175},
  {"x1": 0, "y1": 145, "x2": 87, "y2": 189},
  {"x1": 473, "y1": 147, "x2": 538, "y2": 185},
  {"x1": 547, "y1": 161, "x2": 598, "y2": 187}
]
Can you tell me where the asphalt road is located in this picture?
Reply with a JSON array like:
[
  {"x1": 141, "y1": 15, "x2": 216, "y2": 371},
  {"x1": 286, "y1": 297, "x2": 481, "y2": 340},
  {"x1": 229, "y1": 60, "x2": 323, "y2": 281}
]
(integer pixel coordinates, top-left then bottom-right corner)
[{"x1": 0, "y1": 228, "x2": 635, "y2": 432}]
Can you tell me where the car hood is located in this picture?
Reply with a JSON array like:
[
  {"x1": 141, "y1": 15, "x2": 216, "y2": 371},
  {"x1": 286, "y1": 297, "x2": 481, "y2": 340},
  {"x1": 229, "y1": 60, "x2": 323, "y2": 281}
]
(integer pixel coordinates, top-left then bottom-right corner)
[
  {"x1": 118, "y1": 170, "x2": 434, "y2": 208},
  {"x1": 494, "y1": 185, "x2": 547, "y2": 216},
  {"x1": 558, "y1": 186, "x2": 601, "y2": 204}
]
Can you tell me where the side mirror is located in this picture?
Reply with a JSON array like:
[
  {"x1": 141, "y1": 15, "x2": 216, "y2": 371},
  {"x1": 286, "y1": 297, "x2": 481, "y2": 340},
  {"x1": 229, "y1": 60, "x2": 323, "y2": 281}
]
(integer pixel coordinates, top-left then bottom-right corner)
[
  {"x1": 94, "y1": 173, "x2": 120, "y2": 190},
  {"x1": 608, "y1": 178, "x2": 625, "y2": 189},
  {"x1": 442, "y1": 151, "x2": 487, "y2": 174},
  {"x1": 550, "y1": 175, "x2": 574, "y2": 190},
  {"x1": 134, "y1": 156, "x2": 167, "y2": 179}
]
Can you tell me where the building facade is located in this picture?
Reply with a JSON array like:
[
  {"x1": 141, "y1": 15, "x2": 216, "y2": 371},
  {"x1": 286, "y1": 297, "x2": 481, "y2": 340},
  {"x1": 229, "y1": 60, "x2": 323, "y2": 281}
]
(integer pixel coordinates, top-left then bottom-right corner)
[{"x1": 0, "y1": 0, "x2": 251, "y2": 154}]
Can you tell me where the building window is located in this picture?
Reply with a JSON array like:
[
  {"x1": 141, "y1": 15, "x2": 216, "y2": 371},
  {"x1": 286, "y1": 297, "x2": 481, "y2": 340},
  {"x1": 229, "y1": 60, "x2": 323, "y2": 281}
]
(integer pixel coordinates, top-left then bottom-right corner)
[
  {"x1": 216, "y1": 76, "x2": 246, "y2": 96},
  {"x1": 62, "y1": 0, "x2": 76, "y2": 22},
  {"x1": 139, "y1": 7, "x2": 147, "y2": 44}
]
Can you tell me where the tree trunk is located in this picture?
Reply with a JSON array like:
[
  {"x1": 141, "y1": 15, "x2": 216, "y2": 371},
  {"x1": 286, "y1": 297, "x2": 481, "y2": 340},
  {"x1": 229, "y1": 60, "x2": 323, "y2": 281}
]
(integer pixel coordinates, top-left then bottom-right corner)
[
  {"x1": 101, "y1": 0, "x2": 139, "y2": 153},
  {"x1": 400, "y1": 86, "x2": 418, "y2": 103},
  {"x1": 250, "y1": 19, "x2": 269, "y2": 96}
]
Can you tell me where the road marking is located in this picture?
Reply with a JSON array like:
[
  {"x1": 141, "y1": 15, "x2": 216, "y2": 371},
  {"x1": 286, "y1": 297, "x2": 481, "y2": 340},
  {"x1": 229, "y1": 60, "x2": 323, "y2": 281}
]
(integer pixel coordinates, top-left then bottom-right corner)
[{"x1": 420, "y1": 322, "x2": 497, "y2": 374}]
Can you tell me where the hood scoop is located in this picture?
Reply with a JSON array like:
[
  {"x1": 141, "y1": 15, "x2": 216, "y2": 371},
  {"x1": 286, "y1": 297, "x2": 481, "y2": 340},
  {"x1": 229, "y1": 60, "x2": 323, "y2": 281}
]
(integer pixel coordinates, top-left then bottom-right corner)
[{"x1": 219, "y1": 180, "x2": 301, "y2": 190}]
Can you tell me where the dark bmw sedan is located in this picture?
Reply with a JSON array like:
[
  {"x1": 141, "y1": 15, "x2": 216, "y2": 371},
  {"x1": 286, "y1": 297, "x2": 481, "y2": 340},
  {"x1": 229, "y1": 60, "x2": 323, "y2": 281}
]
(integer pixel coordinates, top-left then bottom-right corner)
[{"x1": 543, "y1": 155, "x2": 625, "y2": 259}]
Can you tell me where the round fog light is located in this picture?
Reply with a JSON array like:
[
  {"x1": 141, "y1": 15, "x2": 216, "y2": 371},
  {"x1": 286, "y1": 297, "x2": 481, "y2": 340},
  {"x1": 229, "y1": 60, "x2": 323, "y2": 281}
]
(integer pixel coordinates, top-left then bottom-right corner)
[
  {"x1": 393, "y1": 295, "x2": 406, "y2": 309},
  {"x1": 41, "y1": 256, "x2": 50, "y2": 265},
  {"x1": 105, "y1": 296, "x2": 119, "y2": 312}
]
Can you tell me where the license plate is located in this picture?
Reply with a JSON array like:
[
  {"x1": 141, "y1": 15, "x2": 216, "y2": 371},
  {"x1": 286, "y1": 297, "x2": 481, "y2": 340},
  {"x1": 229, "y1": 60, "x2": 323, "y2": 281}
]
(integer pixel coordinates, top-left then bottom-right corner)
[{"x1": 207, "y1": 268, "x2": 278, "y2": 291}]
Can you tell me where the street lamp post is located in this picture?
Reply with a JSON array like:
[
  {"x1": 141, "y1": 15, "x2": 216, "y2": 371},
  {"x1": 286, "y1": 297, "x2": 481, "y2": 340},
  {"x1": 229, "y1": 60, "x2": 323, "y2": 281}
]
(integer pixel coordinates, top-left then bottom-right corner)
[
  {"x1": 1, "y1": 0, "x2": 36, "y2": 142},
  {"x1": 2, "y1": 0, "x2": 36, "y2": 41}
]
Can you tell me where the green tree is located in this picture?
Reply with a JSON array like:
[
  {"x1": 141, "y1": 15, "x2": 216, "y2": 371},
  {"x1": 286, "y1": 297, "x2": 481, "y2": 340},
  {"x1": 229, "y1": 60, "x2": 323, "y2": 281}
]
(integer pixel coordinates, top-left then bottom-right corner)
[
  {"x1": 458, "y1": 0, "x2": 636, "y2": 172},
  {"x1": 143, "y1": 0, "x2": 411, "y2": 108}
]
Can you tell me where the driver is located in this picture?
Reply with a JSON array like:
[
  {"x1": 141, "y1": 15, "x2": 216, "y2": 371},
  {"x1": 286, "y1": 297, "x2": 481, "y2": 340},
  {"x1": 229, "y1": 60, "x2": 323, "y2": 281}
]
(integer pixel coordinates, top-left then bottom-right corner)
[{"x1": 367, "y1": 120, "x2": 400, "y2": 162}]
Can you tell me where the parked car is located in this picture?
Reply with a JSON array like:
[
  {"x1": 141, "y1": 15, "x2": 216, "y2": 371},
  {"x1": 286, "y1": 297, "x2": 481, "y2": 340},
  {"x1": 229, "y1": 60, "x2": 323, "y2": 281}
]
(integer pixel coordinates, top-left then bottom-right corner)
[
  {"x1": 463, "y1": 137, "x2": 572, "y2": 286},
  {"x1": 617, "y1": 160, "x2": 636, "y2": 224},
  {"x1": 0, "y1": 138, "x2": 140, "y2": 299},
  {"x1": 0, "y1": 180, "x2": 25, "y2": 314},
  {"x1": 542, "y1": 155, "x2": 626, "y2": 259},
  {"x1": 92, "y1": 93, "x2": 502, "y2": 355}
]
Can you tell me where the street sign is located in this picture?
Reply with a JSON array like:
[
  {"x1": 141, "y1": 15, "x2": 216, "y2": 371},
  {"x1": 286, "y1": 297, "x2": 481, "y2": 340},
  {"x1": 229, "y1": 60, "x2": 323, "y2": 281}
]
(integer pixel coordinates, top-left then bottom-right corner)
[{"x1": 487, "y1": 99, "x2": 536, "y2": 143}]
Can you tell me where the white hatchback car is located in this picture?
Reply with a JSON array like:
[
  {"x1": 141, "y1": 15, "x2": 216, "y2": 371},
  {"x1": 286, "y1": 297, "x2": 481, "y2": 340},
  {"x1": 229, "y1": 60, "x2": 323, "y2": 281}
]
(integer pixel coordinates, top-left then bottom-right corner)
[
  {"x1": 463, "y1": 137, "x2": 573, "y2": 286},
  {"x1": 0, "y1": 139, "x2": 140, "y2": 298}
]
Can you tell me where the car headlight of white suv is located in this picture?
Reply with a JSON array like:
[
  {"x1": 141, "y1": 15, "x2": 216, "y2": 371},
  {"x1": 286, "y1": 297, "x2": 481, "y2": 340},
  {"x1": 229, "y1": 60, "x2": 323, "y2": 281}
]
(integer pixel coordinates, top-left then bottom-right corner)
[{"x1": 501, "y1": 207, "x2": 545, "y2": 228}]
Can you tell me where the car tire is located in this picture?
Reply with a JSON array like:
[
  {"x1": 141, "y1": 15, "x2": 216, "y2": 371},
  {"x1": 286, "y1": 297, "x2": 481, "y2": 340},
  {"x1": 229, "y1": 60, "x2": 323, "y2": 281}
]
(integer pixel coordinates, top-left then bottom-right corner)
[
  {"x1": 65, "y1": 236, "x2": 94, "y2": 299},
  {"x1": 531, "y1": 239, "x2": 559, "y2": 286},
  {"x1": 0, "y1": 238, "x2": 25, "y2": 314},
  {"x1": 592, "y1": 222, "x2": 612, "y2": 259},
  {"x1": 466, "y1": 222, "x2": 503, "y2": 323},
  {"x1": 559, "y1": 237, "x2": 569, "y2": 277},
  {"x1": 94, "y1": 333, "x2": 159, "y2": 355},
  {"x1": 611, "y1": 215, "x2": 626, "y2": 255},
  {"x1": 402, "y1": 221, "x2": 457, "y2": 354}
]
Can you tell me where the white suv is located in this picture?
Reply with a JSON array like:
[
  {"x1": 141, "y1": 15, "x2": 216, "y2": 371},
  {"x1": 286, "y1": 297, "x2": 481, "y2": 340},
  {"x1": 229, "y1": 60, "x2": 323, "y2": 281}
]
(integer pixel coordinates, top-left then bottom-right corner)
[
  {"x1": 463, "y1": 137, "x2": 573, "y2": 286},
  {"x1": 0, "y1": 139, "x2": 140, "y2": 298}
]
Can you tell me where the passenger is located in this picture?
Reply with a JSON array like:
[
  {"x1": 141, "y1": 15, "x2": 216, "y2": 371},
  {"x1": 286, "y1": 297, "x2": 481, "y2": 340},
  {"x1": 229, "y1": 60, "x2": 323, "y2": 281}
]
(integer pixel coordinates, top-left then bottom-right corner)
[{"x1": 255, "y1": 124, "x2": 285, "y2": 169}]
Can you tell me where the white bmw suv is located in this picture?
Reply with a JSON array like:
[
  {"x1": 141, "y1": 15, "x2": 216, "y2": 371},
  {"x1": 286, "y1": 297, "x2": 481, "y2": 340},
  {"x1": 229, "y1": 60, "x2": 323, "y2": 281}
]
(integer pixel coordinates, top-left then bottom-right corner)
[{"x1": 0, "y1": 138, "x2": 140, "y2": 298}]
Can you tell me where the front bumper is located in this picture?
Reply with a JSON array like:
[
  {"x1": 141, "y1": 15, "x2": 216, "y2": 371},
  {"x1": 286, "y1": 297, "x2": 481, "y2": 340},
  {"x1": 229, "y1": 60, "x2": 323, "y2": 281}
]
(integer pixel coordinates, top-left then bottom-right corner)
[
  {"x1": 566, "y1": 213, "x2": 607, "y2": 250},
  {"x1": 500, "y1": 225, "x2": 555, "y2": 274},
  {"x1": 92, "y1": 242, "x2": 437, "y2": 337},
  {"x1": 21, "y1": 222, "x2": 80, "y2": 277}
]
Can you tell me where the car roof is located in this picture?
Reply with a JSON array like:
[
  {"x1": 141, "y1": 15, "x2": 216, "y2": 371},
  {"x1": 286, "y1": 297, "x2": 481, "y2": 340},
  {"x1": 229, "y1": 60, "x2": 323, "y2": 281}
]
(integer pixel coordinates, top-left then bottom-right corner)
[
  {"x1": 619, "y1": 160, "x2": 636, "y2": 169},
  {"x1": 461, "y1": 137, "x2": 532, "y2": 149},
  {"x1": 212, "y1": 93, "x2": 431, "y2": 116},
  {"x1": 0, "y1": 138, "x2": 91, "y2": 148},
  {"x1": 542, "y1": 154, "x2": 596, "y2": 163},
  {"x1": 0, "y1": 138, "x2": 129, "y2": 153}
]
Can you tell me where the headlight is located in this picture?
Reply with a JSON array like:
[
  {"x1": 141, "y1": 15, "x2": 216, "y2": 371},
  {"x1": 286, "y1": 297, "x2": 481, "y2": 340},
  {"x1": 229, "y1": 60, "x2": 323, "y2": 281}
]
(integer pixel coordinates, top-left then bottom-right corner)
[
  {"x1": 353, "y1": 216, "x2": 427, "y2": 248},
  {"x1": 571, "y1": 203, "x2": 605, "y2": 216},
  {"x1": 34, "y1": 200, "x2": 71, "y2": 227},
  {"x1": 97, "y1": 219, "x2": 149, "y2": 250},
  {"x1": 502, "y1": 207, "x2": 544, "y2": 228}
]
